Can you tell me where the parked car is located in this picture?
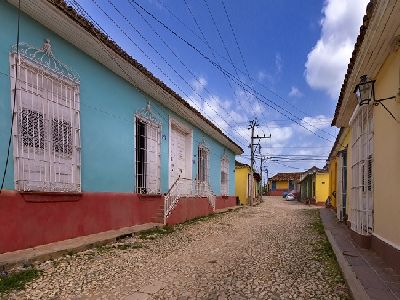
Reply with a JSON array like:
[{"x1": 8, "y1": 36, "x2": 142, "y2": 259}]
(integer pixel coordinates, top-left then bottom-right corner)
[{"x1": 285, "y1": 193, "x2": 295, "y2": 201}]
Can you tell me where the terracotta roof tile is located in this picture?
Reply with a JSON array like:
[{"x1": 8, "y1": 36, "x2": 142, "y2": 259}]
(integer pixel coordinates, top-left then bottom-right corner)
[{"x1": 269, "y1": 172, "x2": 302, "y2": 181}]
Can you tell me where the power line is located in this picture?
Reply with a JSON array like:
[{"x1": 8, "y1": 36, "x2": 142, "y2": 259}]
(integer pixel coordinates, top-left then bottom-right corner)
[
  {"x1": 120, "y1": 0, "x2": 251, "y2": 145},
  {"x1": 154, "y1": 0, "x2": 328, "y2": 121},
  {"x1": 220, "y1": 0, "x2": 250, "y2": 81},
  {"x1": 129, "y1": 0, "x2": 338, "y2": 143},
  {"x1": 201, "y1": 0, "x2": 270, "y2": 136},
  {"x1": 269, "y1": 161, "x2": 302, "y2": 170},
  {"x1": 68, "y1": 1, "x2": 246, "y2": 156},
  {"x1": 87, "y1": 0, "x2": 249, "y2": 147},
  {"x1": 180, "y1": 0, "x2": 252, "y2": 125}
]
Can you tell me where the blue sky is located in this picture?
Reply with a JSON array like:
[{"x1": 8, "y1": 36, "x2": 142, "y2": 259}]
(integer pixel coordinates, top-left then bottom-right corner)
[{"x1": 70, "y1": 0, "x2": 368, "y2": 178}]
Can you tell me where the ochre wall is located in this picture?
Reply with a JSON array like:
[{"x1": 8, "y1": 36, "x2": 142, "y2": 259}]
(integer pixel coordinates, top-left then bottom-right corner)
[
  {"x1": 0, "y1": 191, "x2": 164, "y2": 253},
  {"x1": 276, "y1": 181, "x2": 289, "y2": 190},
  {"x1": 235, "y1": 167, "x2": 250, "y2": 205},
  {"x1": 315, "y1": 173, "x2": 329, "y2": 203},
  {"x1": 372, "y1": 48, "x2": 400, "y2": 247},
  {"x1": 328, "y1": 158, "x2": 337, "y2": 208}
]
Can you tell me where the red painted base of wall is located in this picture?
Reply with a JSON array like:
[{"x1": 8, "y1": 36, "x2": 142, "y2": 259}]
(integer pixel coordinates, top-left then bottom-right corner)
[
  {"x1": 268, "y1": 190, "x2": 287, "y2": 196},
  {"x1": 166, "y1": 196, "x2": 237, "y2": 225},
  {"x1": 0, "y1": 191, "x2": 164, "y2": 254},
  {"x1": 215, "y1": 196, "x2": 237, "y2": 209},
  {"x1": 166, "y1": 197, "x2": 213, "y2": 225}
]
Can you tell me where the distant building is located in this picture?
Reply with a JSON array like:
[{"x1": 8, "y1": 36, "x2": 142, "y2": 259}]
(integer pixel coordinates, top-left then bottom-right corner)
[
  {"x1": 267, "y1": 172, "x2": 301, "y2": 196},
  {"x1": 235, "y1": 161, "x2": 261, "y2": 205},
  {"x1": 299, "y1": 167, "x2": 329, "y2": 205}
]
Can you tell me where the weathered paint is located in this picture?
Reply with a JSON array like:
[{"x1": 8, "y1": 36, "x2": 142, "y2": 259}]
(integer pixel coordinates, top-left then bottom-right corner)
[
  {"x1": 0, "y1": 2, "x2": 236, "y2": 196},
  {"x1": 372, "y1": 48, "x2": 400, "y2": 247},
  {"x1": 0, "y1": 191, "x2": 164, "y2": 253}
]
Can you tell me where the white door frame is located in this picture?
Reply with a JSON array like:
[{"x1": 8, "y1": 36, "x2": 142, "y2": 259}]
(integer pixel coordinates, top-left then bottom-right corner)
[{"x1": 168, "y1": 117, "x2": 193, "y2": 188}]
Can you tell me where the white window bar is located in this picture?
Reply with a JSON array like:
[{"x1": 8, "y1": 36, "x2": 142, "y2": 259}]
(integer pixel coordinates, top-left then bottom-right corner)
[
  {"x1": 10, "y1": 54, "x2": 81, "y2": 192},
  {"x1": 220, "y1": 156, "x2": 229, "y2": 196},
  {"x1": 350, "y1": 105, "x2": 374, "y2": 235},
  {"x1": 197, "y1": 145, "x2": 209, "y2": 183},
  {"x1": 135, "y1": 116, "x2": 161, "y2": 194}
]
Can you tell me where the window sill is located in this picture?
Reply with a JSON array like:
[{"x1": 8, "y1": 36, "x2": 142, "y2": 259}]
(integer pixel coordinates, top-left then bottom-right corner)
[{"x1": 20, "y1": 191, "x2": 82, "y2": 203}]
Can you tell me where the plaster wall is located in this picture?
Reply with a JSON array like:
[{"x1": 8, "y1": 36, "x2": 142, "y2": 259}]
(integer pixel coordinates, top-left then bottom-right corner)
[
  {"x1": 315, "y1": 173, "x2": 329, "y2": 203},
  {"x1": 372, "y1": 48, "x2": 400, "y2": 247},
  {"x1": 235, "y1": 167, "x2": 249, "y2": 205},
  {"x1": 276, "y1": 181, "x2": 289, "y2": 190}
]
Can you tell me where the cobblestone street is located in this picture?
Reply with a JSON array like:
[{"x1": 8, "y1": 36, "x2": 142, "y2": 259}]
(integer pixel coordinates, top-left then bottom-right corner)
[{"x1": 8, "y1": 197, "x2": 350, "y2": 299}]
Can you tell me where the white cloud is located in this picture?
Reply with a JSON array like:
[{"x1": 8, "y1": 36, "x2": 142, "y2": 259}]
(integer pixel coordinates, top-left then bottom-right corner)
[
  {"x1": 305, "y1": 0, "x2": 369, "y2": 99},
  {"x1": 288, "y1": 86, "x2": 303, "y2": 97},
  {"x1": 300, "y1": 114, "x2": 332, "y2": 133},
  {"x1": 191, "y1": 76, "x2": 207, "y2": 93}
]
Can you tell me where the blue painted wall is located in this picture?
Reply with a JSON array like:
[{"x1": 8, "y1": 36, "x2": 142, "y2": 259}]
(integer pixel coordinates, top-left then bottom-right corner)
[{"x1": 0, "y1": 1, "x2": 237, "y2": 195}]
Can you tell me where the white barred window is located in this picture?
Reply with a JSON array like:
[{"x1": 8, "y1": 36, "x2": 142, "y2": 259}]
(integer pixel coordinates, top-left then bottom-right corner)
[
  {"x1": 350, "y1": 105, "x2": 373, "y2": 235},
  {"x1": 220, "y1": 156, "x2": 229, "y2": 195},
  {"x1": 135, "y1": 116, "x2": 161, "y2": 194},
  {"x1": 10, "y1": 51, "x2": 81, "y2": 192},
  {"x1": 197, "y1": 146, "x2": 209, "y2": 183}
]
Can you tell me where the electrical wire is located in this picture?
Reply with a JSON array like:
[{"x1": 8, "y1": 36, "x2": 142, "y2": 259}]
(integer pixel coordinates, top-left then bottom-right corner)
[
  {"x1": 71, "y1": 0, "x2": 248, "y2": 149},
  {"x1": 129, "y1": 0, "x2": 338, "y2": 142},
  {"x1": 68, "y1": 0, "x2": 244, "y2": 161},
  {"x1": 156, "y1": 0, "x2": 329, "y2": 121},
  {"x1": 91, "y1": 0, "x2": 249, "y2": 147},
  {"x1": 1, "y1": 0, "x2": 21, "y2": 192},
  {"x1": 109, "y1": 0, "x2": 250, "y2": 145}
]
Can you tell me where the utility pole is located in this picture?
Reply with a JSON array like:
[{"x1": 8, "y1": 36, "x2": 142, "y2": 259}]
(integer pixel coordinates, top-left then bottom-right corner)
[
  {"x1": 260, "y1": 155, "x2": 264, "y2": 200},
  {"x1": 248, "y1": 120, "x2": 271, "y2": 206},
  {"x1": 248, "y1": 120, "x2": 258, "y2": 206}
]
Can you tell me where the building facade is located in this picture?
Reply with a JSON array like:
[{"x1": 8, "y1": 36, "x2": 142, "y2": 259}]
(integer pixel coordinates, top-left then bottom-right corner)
[
  {"x1": 234, "y1": 161, "x2": 260, "y2": 205},
  {"x1": 330, "y1": 0, "x2": 400, "y2": 272},
  {"x1": 0, "y1": 0, "x2": 242, "y2": 253},
  {"x1": 299, "y1": 167, "x2": 329, "y2": 205},
  {"x1": 267, "y1": 172, "x2": 301, "y2": 196}
]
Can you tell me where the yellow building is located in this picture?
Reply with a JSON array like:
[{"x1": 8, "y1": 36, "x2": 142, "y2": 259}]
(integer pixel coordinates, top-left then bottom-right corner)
[
  {"x1": 299, "y1": 167, "x2": 329, "y2": 205},
  {"x1": 267, "y1": 173, "x2": 301, "y2": 196},
  {"x1": 235, "y1": 161, "x2": 261, "y2": 205},
  {"x1": 326, "y1": 127, "x2": 351, "y2": 220},
  {"x1": 330, "y1": 0, "x2": 400, "y2": 271}
]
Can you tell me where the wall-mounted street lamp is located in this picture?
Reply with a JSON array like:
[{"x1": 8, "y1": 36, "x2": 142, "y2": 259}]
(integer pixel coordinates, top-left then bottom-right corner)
[
  {"x1": 354, "y1": 75, "x2": 399, "y2": 123},
  {"x1": 354, "y1": 75, "x2": 396, "y2": 106}
]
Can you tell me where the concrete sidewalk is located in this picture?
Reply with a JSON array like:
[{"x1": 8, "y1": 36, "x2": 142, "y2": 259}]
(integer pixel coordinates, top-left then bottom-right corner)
[{"x1": 320, "y1": 208, "x2": 400, "y2": 300}]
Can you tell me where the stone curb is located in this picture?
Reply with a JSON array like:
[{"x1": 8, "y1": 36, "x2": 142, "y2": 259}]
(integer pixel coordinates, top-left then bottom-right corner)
[
  {"x1": 0, "y1": 222, "x2": 163, "y2": 271},
  {"x1": 324, "y1": 228, "x2": 370, "y2": 300}
]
